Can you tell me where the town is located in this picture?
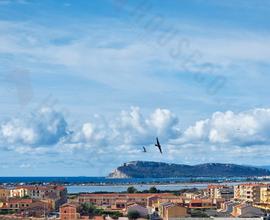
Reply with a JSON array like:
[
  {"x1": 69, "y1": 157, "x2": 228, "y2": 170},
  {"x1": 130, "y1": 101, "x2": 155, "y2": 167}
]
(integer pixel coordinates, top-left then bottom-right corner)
[{"x1": 1, "y1": 183, "x2": 270, "y2": 219}]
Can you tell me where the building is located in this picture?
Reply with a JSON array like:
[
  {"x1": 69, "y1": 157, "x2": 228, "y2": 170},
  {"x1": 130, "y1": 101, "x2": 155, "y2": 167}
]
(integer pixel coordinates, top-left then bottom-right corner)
[
  {"x1": 147, "y1": 194, "x2": 183, "y2": 208},
  {"x1": 231, "y1": 203, "x2": 264, "y2": 218},
  {"x1": 23, "y1": 200, "x2": 50, "y2": 218},
  {"x1": 0, "y1": 187, "x2": 11, "y2": 200},
  {"x1": 10, "y1": 187, "x2": 28, "y2": 198},
  {"x1": 18, "y1": 185, "x2": 67, "y2": 210},
  {"x1": 78, "y1": 193, "x2": 175, "y2": 211},
  {"x1": 60, "y1": 203, "x2": 80, "y2": 220},
  {"x1": 189, "y1": 199, "x2": 216, "y2": 209},
  {"x1": 233, "y1": 183, "x2": 266, "y2": 202},
  {"x1": 206, "y1": 185, "x2": 234, "y2": 200},
  {"x1": 159, "y1": 202, "x2": 189, "y2": 220},
  {"x1": 0, "y1": 198, "x2": 32, "y2": 212},
  {"x1": 219, "y1": 201, "x2": 235, "y2": 214},
  {"x1": 253, "y1": 185, "x2": 270, "y2": 210}
]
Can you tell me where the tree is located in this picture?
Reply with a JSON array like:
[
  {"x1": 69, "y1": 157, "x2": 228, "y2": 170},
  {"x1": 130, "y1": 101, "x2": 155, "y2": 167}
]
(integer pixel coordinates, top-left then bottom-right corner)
[
  {"x1": 128, "y1": 210, "x2": 140, "y2": 220},
  {"x1": 127, "y1": 186, "x2": 137, "y2": 193},
  {"x1": 79, "y1": 203, "x2": 98, "y2": 216},
  {"x1": 149, "y1": 186, "x2": 158, "y2": 193}
]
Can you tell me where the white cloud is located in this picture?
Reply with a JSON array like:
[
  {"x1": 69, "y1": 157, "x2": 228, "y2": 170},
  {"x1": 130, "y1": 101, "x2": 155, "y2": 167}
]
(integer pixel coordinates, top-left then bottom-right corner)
[
  {"x1": 72, "y1": 107, "x2": 180, "y2": 148},
  {"x1": 3, "y1": 105, "x2": 270, "y2": 167},
  {"x1": 3, "y1": 106, "x2": 270, "y2": 167},
  {"x1": 0, "y1": 106, "x2": 181, "y2": 153},
  {"x1": 182, "y1": 108, "x2": 270, "y2": 146},
  {"x1": 0, "y1": 107, "x2": 69, "y2": 146}
]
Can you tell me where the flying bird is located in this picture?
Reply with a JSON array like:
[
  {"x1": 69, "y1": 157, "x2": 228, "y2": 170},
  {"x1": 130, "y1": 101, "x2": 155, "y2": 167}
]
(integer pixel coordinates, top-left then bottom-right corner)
[
  {"x1": 155, "y1": 137, "x2": 162, "y2": 154},
  {"x1": 143, "y1": 146, "x2": 147, "y2": 153}
]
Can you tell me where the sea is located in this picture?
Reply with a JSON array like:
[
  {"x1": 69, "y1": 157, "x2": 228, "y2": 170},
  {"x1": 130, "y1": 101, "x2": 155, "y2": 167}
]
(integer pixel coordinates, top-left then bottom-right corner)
[{"x1": 0, "y1": 176, "x2": 265, "y2": 193}]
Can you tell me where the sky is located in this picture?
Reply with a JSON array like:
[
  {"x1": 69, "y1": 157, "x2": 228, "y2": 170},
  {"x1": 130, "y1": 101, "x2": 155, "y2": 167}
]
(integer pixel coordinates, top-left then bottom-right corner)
[{"x1": 0, "y1": 0, "x2": 270, "y2": 176}]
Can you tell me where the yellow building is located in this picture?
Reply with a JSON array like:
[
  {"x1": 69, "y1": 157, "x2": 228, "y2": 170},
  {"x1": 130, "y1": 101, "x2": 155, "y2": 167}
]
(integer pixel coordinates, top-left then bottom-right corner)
[
  {"x1": 0, "y1": 188, "x2": 10, "y2": 199},
  {"x1": 234, "y1": 183, "x2": 266, "y2": 203},
  {"x1": 206, "y1": 185, "x2": 234, "y2": 200},
  {"x1": 159, "y1": 202, "x2": 189, "y2": 220},
  {"x1": 254, "y1": 185, "x2": 270, "y2": 210},
  {"x1": 259, "y1": 186, "x2": 270, "y2": 204},
  {"x1": 10, "y1": 187, "x2": 28, "y2": 198}
]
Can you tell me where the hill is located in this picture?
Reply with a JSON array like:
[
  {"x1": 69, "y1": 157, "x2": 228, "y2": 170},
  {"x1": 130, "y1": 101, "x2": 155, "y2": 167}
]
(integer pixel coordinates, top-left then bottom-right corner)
[{"x1": 108, "y1": 161, "x2": 270, "y2": 178}]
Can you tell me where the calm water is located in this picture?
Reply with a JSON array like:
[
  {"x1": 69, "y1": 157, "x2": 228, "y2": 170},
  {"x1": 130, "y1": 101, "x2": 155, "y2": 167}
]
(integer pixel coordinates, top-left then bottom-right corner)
[
  {"x1": 0, "y1": 176, "x2": 249, "y2": 184},
  {"x1": 67, "y1": 183, "x2": 210, "y2": 193},
  {"x1": 67, "y1": 181, "x2": 264, "y2": 193},
  {"x1": 0, "y1": 176, "x2": 263, "y2": 193}
]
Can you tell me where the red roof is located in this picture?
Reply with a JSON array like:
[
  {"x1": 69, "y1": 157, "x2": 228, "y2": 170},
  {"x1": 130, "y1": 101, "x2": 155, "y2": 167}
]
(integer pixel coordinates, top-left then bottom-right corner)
[
  {"x1": 207, "y1": 184, "x2": 227, "y2": 189},
  {"x1": 8, "y1": 198, "x2": 33, "y2": 204},
  {"x1": 237, "y1": 183, "x2": 267, "y2": 187},
  {"x1": 190, "y1": 199, "x2": 213, "y2": 203},
  {"x1": 60, "y1": 203, "x2": 77, "y2": 208},
  {"x1": 79, "y1": 193, "x2": 174, "y2": 198},
  {"x1": 16, "y1": 185, "x2": 66, "y2": 191}
]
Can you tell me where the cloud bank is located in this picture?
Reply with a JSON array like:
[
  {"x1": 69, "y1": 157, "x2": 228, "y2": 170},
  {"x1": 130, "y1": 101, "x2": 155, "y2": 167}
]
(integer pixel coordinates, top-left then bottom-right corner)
[
  {"x1": 2, "y1": 106, "x2": 270, "y2": 171},
  {"x1": 2, "y1": 107, "x2": 270, "y2": 154},
  {"x1": 182, "y1": 108, "x2": 270, "y2": 146},
  {"x1": 0, "y1": 107, "x2": 180, "y2": 151},
  {"x1": 0, "y1": 107, "x2": 68, "y2": 146}
]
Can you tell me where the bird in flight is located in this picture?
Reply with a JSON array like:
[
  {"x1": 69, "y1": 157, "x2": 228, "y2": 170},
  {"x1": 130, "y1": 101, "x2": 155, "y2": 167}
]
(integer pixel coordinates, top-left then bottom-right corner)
[
  {"x1": 155, "y1": 137, "x2": 162, "y2": 154},
  {"x1": 143, "y1": 146, "x2": 147, "y2": 153}
]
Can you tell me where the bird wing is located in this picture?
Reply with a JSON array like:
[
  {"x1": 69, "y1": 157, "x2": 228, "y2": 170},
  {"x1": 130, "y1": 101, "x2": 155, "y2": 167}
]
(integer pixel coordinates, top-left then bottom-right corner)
[
  {"x1": 158, "y1": 145, "x2": 162, "y2": 154},
  {"x1": 156, "y1": 137, "x2": 160, "y2": 146},
  {"x1": 156, "y1": 137, "x2": 162, "y2": 154}
]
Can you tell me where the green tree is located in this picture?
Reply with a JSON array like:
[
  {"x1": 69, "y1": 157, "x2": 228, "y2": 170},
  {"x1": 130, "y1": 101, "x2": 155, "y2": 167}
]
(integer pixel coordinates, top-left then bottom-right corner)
[
  {"x1": 79, "y1": 203, "x2": 97, "y2": 216},
  {"x1": 128, "y1": 210, "x2": 140, "y2": 220},
  {"x1": 127, "y1": 186, "x2": 137, "y2": 193},
  {"x1": 149, "y1": 186, "x2": 158, "y2": 193}
]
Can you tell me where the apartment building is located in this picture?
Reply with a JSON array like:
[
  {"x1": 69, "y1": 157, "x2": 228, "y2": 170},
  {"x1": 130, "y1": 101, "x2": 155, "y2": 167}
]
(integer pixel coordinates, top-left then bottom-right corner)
[
  {"x1": 10, "y1": 187, "x2": 28, "y2": 198},
  {"x1": 147, "y1": 194, "x2": 182, "y2": 208},
  {"x1": 234, "y1": 183, "x2": 266, "y2": 202},
  {"x1": 189, "y1": 199, "x2": 216, "y2": 209},
  {"x1": 206, "y1": 185, "x2": 234, "y2": 200},
  {"x1": 0, "y1": 198, "x2": 32, "y2": 211},
  {"x1": 78, "y1": 193, "x2": 175, "y2": 210},
  {"x1": 159, "y1": 202, "x2": 189, "y2": 220},
  {"x1": 258, "y1": 185, "x2": 270, "y2": 204},
  {"x1": 18, "y1": 185, "x2": 67, "y2": 209},
  {"x1": 253, "y1": 185, "x2": 270, "y2": 210},
  {"x1": 60, "y1": 203, "x2": 80, "y2": 220},
  {"x1": 0, "y1": 187, "x2": 11, "y2": 199},
  {"x1": 231, "y1": 203, "x2": 264, "y2": 218}
]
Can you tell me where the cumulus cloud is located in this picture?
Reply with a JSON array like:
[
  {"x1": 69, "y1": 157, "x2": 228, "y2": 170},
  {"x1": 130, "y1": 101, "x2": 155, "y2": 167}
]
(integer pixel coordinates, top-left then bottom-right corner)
[
  {"x1": 182, "y1": 108, "x2": 270, "y2": 146},
  {"x1": 0, "y1": 106, "x2": 181, "y2": 153},
  {"x1": 74, "y1": 107, "x2": 180, "y2": 147},
  {"x1": 0, "y1": 107, "x2": 69, "y2": 146},
  {"x1": 4, "y1": 106, "x2": 270, "y2": 160}
]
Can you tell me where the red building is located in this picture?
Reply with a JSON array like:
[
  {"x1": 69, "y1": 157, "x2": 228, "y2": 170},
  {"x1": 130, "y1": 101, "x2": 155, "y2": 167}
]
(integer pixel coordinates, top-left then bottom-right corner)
[{"x1": 60, "y1": 203, "x2": 79, "y2": 220}]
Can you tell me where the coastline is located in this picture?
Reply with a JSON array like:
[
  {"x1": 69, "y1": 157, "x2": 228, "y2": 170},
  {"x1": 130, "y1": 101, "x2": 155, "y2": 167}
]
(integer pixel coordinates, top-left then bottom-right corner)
[{"x1": 0, "y1": 176, "x2": 270, "y2": 187}]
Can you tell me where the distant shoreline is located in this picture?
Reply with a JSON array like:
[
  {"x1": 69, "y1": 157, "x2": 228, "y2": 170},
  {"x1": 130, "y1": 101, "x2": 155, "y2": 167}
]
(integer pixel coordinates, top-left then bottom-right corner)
[
  {"x1": 0, "y1": 176, "x2": 269, "y2": 186},
  {"x1": 64, "y1": 179, "x2": 270, "y2": 186},
  {"x1": 65, "y1": 180, "x2": 270, "y2": 194}
]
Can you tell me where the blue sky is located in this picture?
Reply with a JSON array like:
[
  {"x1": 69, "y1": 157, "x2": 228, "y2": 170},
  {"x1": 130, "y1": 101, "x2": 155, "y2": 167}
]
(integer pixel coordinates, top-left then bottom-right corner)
[{"x1": 0, "y1": 0, "x2": 270, "y2": 176}]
